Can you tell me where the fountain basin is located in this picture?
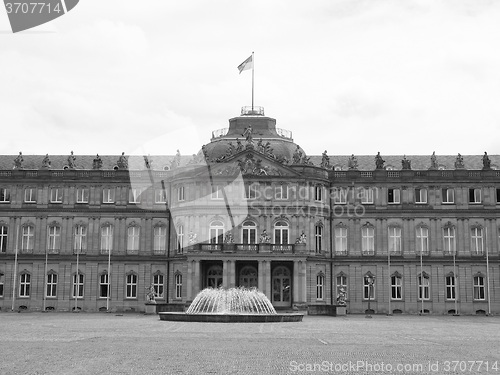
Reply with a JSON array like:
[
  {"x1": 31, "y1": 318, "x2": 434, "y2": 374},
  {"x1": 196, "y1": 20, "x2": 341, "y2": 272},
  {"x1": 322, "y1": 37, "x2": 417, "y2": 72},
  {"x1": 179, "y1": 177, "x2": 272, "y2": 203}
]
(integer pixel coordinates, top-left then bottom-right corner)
[{"x1": 158, "y1": 312, "x2": 303, "y2": 323}]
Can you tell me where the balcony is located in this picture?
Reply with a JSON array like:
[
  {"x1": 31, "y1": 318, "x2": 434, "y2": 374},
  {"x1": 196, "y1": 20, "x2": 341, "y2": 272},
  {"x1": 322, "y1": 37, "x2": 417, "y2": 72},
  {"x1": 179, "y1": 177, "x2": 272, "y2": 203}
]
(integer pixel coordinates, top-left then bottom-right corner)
[{"x1": 186, "y1": 243, "x2": 306, "y2": 254}]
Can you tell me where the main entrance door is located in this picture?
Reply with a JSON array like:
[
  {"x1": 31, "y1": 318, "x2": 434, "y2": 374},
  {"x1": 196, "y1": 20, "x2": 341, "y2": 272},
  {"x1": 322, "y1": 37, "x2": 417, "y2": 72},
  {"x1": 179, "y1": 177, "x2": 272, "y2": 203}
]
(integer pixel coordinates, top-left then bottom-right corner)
[
  {"x1": 239, "y1": 265, "x2": 258, "y2": 288},
  {"x1": 272, "y1": 266, "x2": 291, "y2": 307},
  {"x1": 206, "y1": 265, "x2": 223, "y2": 288}
]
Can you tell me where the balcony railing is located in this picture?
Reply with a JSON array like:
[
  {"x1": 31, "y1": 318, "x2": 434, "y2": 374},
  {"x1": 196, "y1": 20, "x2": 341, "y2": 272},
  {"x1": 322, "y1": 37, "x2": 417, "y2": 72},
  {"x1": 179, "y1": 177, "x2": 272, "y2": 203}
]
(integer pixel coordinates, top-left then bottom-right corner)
[{"x1": 187, "y1": 243, "x2": 303, "y2": 254}]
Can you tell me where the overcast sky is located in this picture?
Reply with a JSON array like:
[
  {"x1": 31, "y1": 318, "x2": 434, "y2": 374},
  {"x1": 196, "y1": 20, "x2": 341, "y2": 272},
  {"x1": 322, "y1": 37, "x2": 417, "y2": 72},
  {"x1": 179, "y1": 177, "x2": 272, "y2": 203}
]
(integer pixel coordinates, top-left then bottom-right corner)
[{"x1": 1, "y1": 0, "x2": 499, "y2": 158}]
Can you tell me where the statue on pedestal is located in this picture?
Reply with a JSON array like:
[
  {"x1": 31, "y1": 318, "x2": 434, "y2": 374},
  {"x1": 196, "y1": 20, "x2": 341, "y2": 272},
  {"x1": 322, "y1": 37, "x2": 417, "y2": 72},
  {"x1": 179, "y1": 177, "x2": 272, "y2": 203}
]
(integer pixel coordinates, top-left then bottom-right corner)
[
  {"x1": 429, "y1": 151, "x2": 438, "y2": 170},
  {"x1": 117, "y1": 152, "x2": 128, "y2": 170},
  {"x1": 259, "y1": 230, "x2": 271, "y2": 244},
  {"x1": 320, "y1": 150, "x2": 330, "y2": 169},
  {"x1": 375, "y1": 152, "x2": 385, "y2": 170},
  {"x1": 336, "y1": 287, "x2": 347, "y2": 306},
  {"x1": 93, "y1": 154, "x2": 102, "y2": 170},
  {"x1": 401, "y1": 155, "x2": 411, "y2": 170},
  {"x1": 13, "y1": 152, "x2": 23, "y2": 169},
  {"x1": 482, "y1": 152, "x2": 491, "y2": 170},
  {"x1": 145, "y1": 283, "x2": 156, "y2": 302},
  {"x1": 348, "y1": 154, "x2": 358, "y2": 170},
  {"x1": 292, "y1": 145, "x2": 303, "y2": 164},
  {"x1": 41, "y1": 154, "x2": 51, "y2": 169},
  {"x1": 67, "y1": 151, "x2": 76, "y2": 169},
  {"x1": 454, "y1": 153, "x2": 465, "y2": 169}
]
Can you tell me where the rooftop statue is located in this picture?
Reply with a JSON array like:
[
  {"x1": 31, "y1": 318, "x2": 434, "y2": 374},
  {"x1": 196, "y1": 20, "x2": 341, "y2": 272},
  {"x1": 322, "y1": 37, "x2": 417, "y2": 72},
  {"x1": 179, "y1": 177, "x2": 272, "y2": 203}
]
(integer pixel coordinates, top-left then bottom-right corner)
[
  {"x1": 429, "y1": 151, "x2": 438, "y2": 170},
  {"x1": 348, "y1": 154, "x2": 358, "y2": 170},
  {"x1": 13, "y1": 152, "x2": 23, "y2": 169},
  {"x1": 482, "y1": 152, "x2": 491, "y2": 170},
  {"x1": 375, "y1": 152, "x2": 385, "y2": 170},
  {"x1": 454, "y1": 153, "x2": 465, "y2": 169},
  {"x1": 41, "y1": 154, "x2": 51, "y2": 169},
  {"x1": 243, "y1": 125, "x2": 253, "y2": 144},
  {"x1": 67, "y1": 151, "x2": 76, "y2": 169},
  {"x1": 117, "y1": 152, "x2": 128, "y2": 170},
  {"x1": 401, "y1": 155, "x2": 411, "y2": 170},
  {"x1": 292, "y1": 145, "x2": 303, "y2": 164},
  {"x1": 92, "y1": 154, "x2": 102, "y2": 170},
  {"x1": 320, "y1": 150, "x2": 330, "y2": 169}
]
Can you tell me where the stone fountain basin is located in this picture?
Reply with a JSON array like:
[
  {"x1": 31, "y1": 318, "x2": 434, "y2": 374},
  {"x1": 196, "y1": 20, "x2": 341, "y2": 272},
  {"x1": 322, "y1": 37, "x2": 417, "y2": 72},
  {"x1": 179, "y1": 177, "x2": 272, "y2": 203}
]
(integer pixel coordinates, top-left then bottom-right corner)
[{"x1": 158, "y1": 312, "x2": 303, "y2": 323}]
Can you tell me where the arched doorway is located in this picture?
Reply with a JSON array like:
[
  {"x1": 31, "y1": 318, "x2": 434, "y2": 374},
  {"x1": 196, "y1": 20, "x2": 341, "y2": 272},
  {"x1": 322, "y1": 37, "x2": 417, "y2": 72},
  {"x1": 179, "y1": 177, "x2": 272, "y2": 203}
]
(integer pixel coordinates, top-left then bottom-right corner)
[
  {"x1": 272, "y1": 266, "x2": 291, "y2": 307},
  {"x1": 206, "y1": 265, "x2": 223, "y2": 288},
  {"x1": 239, "y1": 266, "x2": 258, "y2": 288}
]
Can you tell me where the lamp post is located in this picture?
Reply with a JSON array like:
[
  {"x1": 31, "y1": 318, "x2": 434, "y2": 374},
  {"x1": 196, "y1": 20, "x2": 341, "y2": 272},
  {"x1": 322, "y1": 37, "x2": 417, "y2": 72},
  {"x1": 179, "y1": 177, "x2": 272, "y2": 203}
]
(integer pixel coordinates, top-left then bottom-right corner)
[{"x1": 366, "y1": 275, "x2": 375, "y2": 319}]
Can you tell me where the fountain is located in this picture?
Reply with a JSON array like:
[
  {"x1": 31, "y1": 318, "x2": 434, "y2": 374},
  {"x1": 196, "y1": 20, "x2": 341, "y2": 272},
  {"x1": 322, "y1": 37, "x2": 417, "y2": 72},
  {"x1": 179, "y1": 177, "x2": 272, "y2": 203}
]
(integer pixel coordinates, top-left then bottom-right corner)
[{"x1": 158, "y1": 287, "x2": 303, "y2": 323}]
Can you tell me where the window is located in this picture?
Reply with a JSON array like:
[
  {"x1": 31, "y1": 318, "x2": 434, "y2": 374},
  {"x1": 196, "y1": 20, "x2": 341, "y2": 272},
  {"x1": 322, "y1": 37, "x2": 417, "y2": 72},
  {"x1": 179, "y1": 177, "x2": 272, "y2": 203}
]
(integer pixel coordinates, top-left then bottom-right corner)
[
  {"x1": 391, "y1": 275, "x2": 402, "y2": 300},
  {"x1": 127, "y1": 226, "x2": 140, "y2": 252},
  {"x1": 153, "y1": 273, "x2": 164, "y2": 299},
  {"x1": 22, "y1": 225, "x2": 35, "y2": 252},
  {"x1": 19, "y1": 273, "x2": 30, "y2": 297},
  {"x1": 335, "y1": 227, "x2": 347, "y2": 255},
  {"x1": 387, "y1": 188, "x2": 400, "y2": 204},
  {"x1": 46, "y1": 273, "x2": 57, "y2": 298},
  {"x1": 363, "y1": 275, "x2": 375, "y2": 299},
  {"x1": 316, "y1": 274, "x2": 324, "y2": 300},
  {"x1": 336, "y1": 274, "x2": 347, "y2": 299},
  {"x1": 209, "y1": 221, "x2": 224, "y2": 244},
  {"x1": 0, "y1": 188, "x2": 10, "y2": 203},
  {"x1": 154, "y1": 189, "x2": 167, "y2": 203},
  {"x1": 74, "y1": 225, "x2": 87, "y2": 253},
  {"x1": 333, "y1": 188, "x2": 347, "y2": 204},
  {"x1": 471, "y1": 227, "x2": 483, "y2": 255},
  {"x1": 47, "y1": 225, "x2": 61, "y2": 253},
  {"x1": 388, "y1": 226, "x2": 401, "y2": 255},
  {"x1": 416, "y1": 227, "x2": 429, "y2": 255},
  {"x1": 100, "y1": 225, "x2": 113, "y2": 254},
  {"x1": 126, "y1": 274, "x2": 138, "y2": 298},
  {"x1": 418, "y1": 274, "x2": 430, "y2": 300},
  {"x1": 443, "y1": 226, "x2": 456, "y2": 255},
  {"x1": 361, "y1": 188, "x2": 373, "y2": 204},
  {"x1": 99, "y1": 273, "x2": 109, "y2": 298},
  {"x1": 497, "y1": 188, "x2": 500, "y2": 204},
  {"x1": 242, "y1": 221, "x2": 257, "y2": 244},
  {"x1": 154, "y1": 226, "x2": 167, "y2": 253},
  {"x1": 314, "y1": 186, "x2": 323, "y2": 202},
  {"x1": 211, "y1": 185, "x2": 223, "y2": 200},
  {"x1": 129, "y1": 188, "x2": 142, "y2": 203},
  {"x1": 175, "y1": 273, "x2": 182, "y2": 299},
  {"x1": 415, "y1": 188, "x2": 427, "y2": 204},
  {"x1": 24, "y1": 188, "x2": 37, "y2": 203},
  {"x1": 73, "y1": 273, "x2": 84, "y2": 298},
  {"x1": 315, "y1": 225, "x2": 323, "y2": 253},
  {"x1": 102, "y1": 188, "x2": 115, "y2": 204},
  {"x1": 442, "y1": 188, "x2": 454, "y2": 204},
  {"x1": 473, "y1": 275, "x2": 485, "y2": 300},
  {"x1": 0, "y1": 225, "x2": 7, "y2": 253},
  {"x1": 50, "y1": 187, "x2": 63, "y2": 203},
  {"x1": 274, "y1": 221, "x2": 289, "y2": 244},
  {"x1": 362, "y1": 226, "x2": 374, "y2": 255},
  {"x1": 469, "y1": 188, "x2": 481, "y2": 204},
  {"x1": 0, "y1": 272, "x2": 4, "y2": 297},
  {"x1": 177, "y1": 186, "x2": 185, "y2": 201},
  {"x1": 275, "y1": 185, "x2": 288, "y2": 200},
  {"x1": 176, "y1": 225, "x2": 184, "y2": 253},
  {"x1": 445, "y1": 274, "x2": 456, "y2": 300},
  {"x1": 244, "y1": 184, "x2": 257, "y2": 199},
  {"x1": 76, "y1": 188, "x2": 89, "y2": 203}
]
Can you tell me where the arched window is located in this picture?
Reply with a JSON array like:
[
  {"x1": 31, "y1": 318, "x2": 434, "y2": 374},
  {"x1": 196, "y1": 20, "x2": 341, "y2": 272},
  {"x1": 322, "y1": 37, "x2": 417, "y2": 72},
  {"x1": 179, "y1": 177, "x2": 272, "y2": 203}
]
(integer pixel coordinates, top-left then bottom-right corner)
[
  {"x1": 470, "y1": 226, "x2": 483, "y2": 255},
  {"x1": 22, "y1": 224, "x2": 35, "y2": 252},
  {"x1": 209, "y1": 220, "x2": 224, "y2": 244},
  {"x1": 206, "y1": 265, "x2": 223, "y2": 288},
  {"x1": 388, "y1": 226, "x2": 401, "y2": 255},
  {"x1": 334, "y1": 225, "x2": 347, "y2": 255},
  {"x1": 239, "y1": 266, "x2": 258, "y2": 288},
  {"x1": 72, "y1": 272, "x2": 84, "y2": 298},
  {"x1": 154, "y1": 225, "x2": 167, "y2": 253},
  {"x1": 316, "y1": 273, "x2": 325, "y2": 301},
  {"x1": 101, "y1": 224, "x2": 113, "y2": 254},
  {"x1": 153, "y1": 272, "x2": 164, "y2": 299},
  {"x1": 19, "y1": 272, "x2": 31, "y2": 297},
  {"x1": 274, "y1": 221, "x2": 289, "y2": 245},
  {"x1": 99, "y1": 272, "x2": 109, "y2": 298},
  {"x1": 0, "y1": 224, "x2": 8, "y2": 253},
  {"x1": 242, "y1": 221, "x2": 257, "y2": 244},
  {"x1": 391, "y1": 272, "x2": 402, "y2": 300},
  {"x1": 473, "y1": 274, "x2": 485, "y2": 300},
  {"x1": 363, "y1": 273, "x2": 375, "y2": 300},
  {"x1": 445, "y1": 272, "x2": 456, "y2": 300},
  {"x1": 175, "y1": 273, "x2": 182, "y2": 299},
  {"x1": 176, "y1": 225, "x2": 184, "y2": 253},
  {"x1": 418, "y1": 272, "x2": 430, "y2": 300},
  {"x1": 443, "y1": 224, "x2": 456, "y2": 255},
  {"x1": 361, "y1": 224, "x2": 374, "y2": 255},
  {"x1": 416, "y1": 225, "x2": 429, "y2": 255},
  {"x1": 126, "y1": 272, "x2": 138, "y2": 298},
  {"x1": 315, "y1": 224, "x2": 323, "y2": 253},
  {"x1": 46, "y1": 271, "x2": 57, "y2": 298},
  {"x1": 73, "y1": 224, "x2": 87, "y2": 253},
  {"x1": 127, "y1": 225, "x2": 140, "y2": 253},
  {"x1": 47, "y1": 224, "x2": 61, "y2": 254}
]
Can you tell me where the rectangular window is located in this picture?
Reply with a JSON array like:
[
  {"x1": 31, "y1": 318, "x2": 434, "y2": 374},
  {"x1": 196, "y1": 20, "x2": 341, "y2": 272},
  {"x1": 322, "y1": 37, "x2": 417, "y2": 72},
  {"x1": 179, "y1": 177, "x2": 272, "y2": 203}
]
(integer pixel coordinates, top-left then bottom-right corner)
[
  {"x1": 129, "y1": 188, "x2": 142, "y2": 203},
  {"x1": 314, "y1": 186, "x2": 323, "y2": 202},
  {"x1": 74, "y1": 226, "x2": 87, "y2": 252},
  {"x1": 19, "y1": 273, "x2": 30, "y2": 297},
  {"x1": 316, "y1": 275, "x2": 324, "y2": 300},
  {"x1": 0, "y1": 226, "x2": 7, "y2": 253},
  {"x1": 127, "y1": 227, "x2": 140, "y2": 252},
  {"x1": 175, "y1": 274, "x2": 182, "y2": 299},
  {"x1": 442, "y1": 188, "x2": 454, "y2": 204},
  {"x1": 154, "y1": 226, "x2": 167, "y2": 253},
  {"x1": 242, "y1": 225, "x2": 256, "y2": 244},
  {"x1": 445, "y1": 275, "x2": 456, "y2": 300},
  {"x1": 469, "y1": 188, "x2": 481, "y2": 204},
  {"x1": 496, "y1": 188, "x2": 500, "y2": 204},
  {"x1": 363, "y1": 276, "x2": 375, "y2": 300},
  {"x1": 443, "y1": 227, "x2": 456, "y2": 255},
  {"x1": 46, "y1": 273, "x2": 57, "y2": 298},
  {"x1": 361, "y1": 188, "x2": 373, "y2": 204},
  {"x1": 0, "y1": 273, "x2": 4, "y2": 297},
  {"x1": 418, "y1": 275, "x2": 430, "y2": 300},
  {"x1": 362, "y1": 226, "x2": 375, "y2": 255},
  {"x1": 154, "y1": 189, "x2": 167, "y2": 203},
  {"x1": 153, "y1": 274, "x2": 164, "y2": 299},
  {"x1": 275, "y1": 185, "x2": 288, "y2": 200},
  {"x1": 126, "y1": 274, "x2": 138, "y2": 298},
  {"x1": 24, "y1": 188, "x2": 37, "y2": 203},
  {"x1": 336, "y1": 275, "x2": 347, "y2": 299},
  {"x1": 333, "y1": 188, "x2": 347, "y2": 204},
  {"x1": 102, "y1": 188, "x2": 115, "y2": 204},
  {"x1": 72, "y1": 273, "x2": 84, "y2": 298},
  {"x1": 387, "y1": 188, "x2": 400, "y2": 204},
  {"x1": 416, "y1": 227, "x2": 429, "y2": 255},
  {"x1": 100, "y1": 226, "x2": 113, "y2": 254},
  {"x1": 47, "y1": 226, "x2": 61, "y2": 253},
  {"x1": 473, "y1": 276, "x2": 485, "y2": 300},
  {"x1": 99, "y1": 273, "x2": 109, "y2": 298},
  {"x1": 471, "y1": 227, "x2": 483, "y2": 255},
  {"x1": 176, "y1": 225, "x2": 184, "y2": 253},
  {"x1": 244, "y1": 184, "x2": 257, "y2": 199},
  {"x1": 76, "y1": 188, "x2": 89, "y2": 203},
  {"x1": 388, "y1": 227, "x2": 402, "y2": 255},
  {"x1": 391, "y1": 276, "x2": 402, "y2": 300},
  {"x1": 415, "y1": 188, "x2": 427, "y2": 204},
  {"x1": 177, "y1": 186, "x2": 185, "y2": 201},
  {"x1": 50, "y1": 188, "x2": 63, "y2": 203},
  {"x1": 315, "y1": 226, "x2": 323, "y2": 253},
  {"x1": 334, "y1": 227, "x2": 347, "y2": 255},
  {"x1": 22, "y1": 226, "x2": 34, "y2": 251},
  {"x1": 211, "y1": 185, "x2": 223, "y2": 200},
  {"x1": 0, "y1": 188, "x2": 10, "y2": 203}
]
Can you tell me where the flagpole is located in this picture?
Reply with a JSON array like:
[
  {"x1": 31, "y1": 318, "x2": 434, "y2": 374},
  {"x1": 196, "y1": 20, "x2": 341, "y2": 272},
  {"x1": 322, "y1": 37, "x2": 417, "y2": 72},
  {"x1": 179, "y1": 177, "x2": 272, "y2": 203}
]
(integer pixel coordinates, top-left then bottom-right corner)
[
  {"x1": 11, "y1": 223, "x2": 20, "y2": 311},
  {"x1": 485, "y1": 225, "x2": 491, "y2": 316},
  {"x1": 251, "y1": 51, "x2": 254, "y2": 113},
  {"x1": 43, "y1": 236, "x2": 48, "y2": 312},
  {"x1": 75, "y1": 245, "x2": 79, "y2": 313}
]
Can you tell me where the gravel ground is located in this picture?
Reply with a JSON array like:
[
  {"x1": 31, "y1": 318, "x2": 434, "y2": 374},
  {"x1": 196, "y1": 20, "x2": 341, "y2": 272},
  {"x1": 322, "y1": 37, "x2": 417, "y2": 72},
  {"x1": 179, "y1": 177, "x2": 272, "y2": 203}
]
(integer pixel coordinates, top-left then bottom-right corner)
[{"x1": 0, "y1": 312, "x2": 499, "y2": 375}]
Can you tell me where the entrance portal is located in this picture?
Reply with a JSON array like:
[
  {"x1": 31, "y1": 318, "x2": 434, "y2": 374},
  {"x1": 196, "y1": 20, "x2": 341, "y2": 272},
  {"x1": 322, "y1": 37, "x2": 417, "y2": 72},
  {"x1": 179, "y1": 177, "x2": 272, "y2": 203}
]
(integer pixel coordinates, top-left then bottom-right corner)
[{"x1": 272, "y1": 266, "x2": 291, "y2": 307}]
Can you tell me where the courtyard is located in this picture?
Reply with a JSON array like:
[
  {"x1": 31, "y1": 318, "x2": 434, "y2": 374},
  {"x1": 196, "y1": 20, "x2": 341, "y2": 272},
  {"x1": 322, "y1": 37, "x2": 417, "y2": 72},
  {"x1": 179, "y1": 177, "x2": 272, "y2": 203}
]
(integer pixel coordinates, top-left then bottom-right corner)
[{"x1": 0, "y1": 312, "x2": 499, "y2": 375}]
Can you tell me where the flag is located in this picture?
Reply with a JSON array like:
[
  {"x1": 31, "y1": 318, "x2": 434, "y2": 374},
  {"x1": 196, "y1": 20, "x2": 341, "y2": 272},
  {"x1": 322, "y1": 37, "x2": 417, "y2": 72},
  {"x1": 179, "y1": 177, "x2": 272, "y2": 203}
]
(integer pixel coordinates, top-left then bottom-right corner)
[{"x1": 237, "y1": 55, "x2": 253, "y2": 74}]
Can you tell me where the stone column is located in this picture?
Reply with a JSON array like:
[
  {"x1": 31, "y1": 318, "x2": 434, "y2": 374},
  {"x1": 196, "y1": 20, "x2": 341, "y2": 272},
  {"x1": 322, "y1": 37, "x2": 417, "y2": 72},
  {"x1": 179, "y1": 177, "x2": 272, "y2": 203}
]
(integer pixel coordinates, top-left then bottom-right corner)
[
  {"x1": 193, "y1": 261, "x2": 200, "y2": 296},
  {"x1": 293, "y1": 261, "x2": 299, "y2": 303},
  {"x1": 264, "y1": 261, "x2": 271, "y2": 300},
  {"x1": 186, "y1": 261, "x2": 193, "y2": 301},
  {"x1": 222, "y1": 260, "x2": 228, "y2": 288},
  {"x1": 300, "y1": 261, "x2": 307, "y2": 303},
  {"x1": 258, "y1": 260, "x2": 264, "y2": 292},
  {"x1": 229, "y1": 261, "x2": 236, "y2": 288}
]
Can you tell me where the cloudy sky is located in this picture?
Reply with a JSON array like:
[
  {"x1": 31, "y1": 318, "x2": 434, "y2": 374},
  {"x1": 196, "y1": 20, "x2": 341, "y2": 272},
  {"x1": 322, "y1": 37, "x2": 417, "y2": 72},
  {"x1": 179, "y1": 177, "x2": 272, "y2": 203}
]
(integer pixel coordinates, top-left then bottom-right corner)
[{"x1": 1, "y1": 0, "x2": 499, "y2": 158}]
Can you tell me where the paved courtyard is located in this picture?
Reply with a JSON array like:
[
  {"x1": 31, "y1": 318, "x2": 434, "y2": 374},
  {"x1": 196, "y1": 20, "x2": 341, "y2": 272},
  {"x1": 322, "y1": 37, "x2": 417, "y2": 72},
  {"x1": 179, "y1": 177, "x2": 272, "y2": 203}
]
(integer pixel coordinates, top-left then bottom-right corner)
[{"x1": 0, "y1": 312, "x2": 499, "y2": 375}]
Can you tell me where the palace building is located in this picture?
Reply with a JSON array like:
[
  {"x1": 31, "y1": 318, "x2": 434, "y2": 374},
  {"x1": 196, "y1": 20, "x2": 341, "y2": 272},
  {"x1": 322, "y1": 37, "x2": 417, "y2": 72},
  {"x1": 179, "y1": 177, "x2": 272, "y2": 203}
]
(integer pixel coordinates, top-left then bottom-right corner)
[{"x1": 0, "y1": 106, "x2": 499, "y2": 315}]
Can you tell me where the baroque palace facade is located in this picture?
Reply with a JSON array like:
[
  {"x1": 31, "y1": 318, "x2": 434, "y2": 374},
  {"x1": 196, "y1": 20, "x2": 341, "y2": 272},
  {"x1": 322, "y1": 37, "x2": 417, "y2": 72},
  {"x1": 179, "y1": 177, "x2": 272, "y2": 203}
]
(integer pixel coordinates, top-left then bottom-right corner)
[{"x1": 0, "y1": 106, "x2": 499, "y2": 315}]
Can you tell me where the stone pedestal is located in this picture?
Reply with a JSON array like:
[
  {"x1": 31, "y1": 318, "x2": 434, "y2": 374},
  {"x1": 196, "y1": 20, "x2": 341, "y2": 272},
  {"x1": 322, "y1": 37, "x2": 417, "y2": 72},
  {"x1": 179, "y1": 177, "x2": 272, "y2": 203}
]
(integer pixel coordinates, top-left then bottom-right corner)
[
  {"x1": 144, "y1": 302, "x2": 157, "y2": 315},
  {"x1": 259, "y1": 244, "x2": 271, "y2": 253},
  {"x1": 336, "y1": 305, "x2": 347, "y2": 316}
]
